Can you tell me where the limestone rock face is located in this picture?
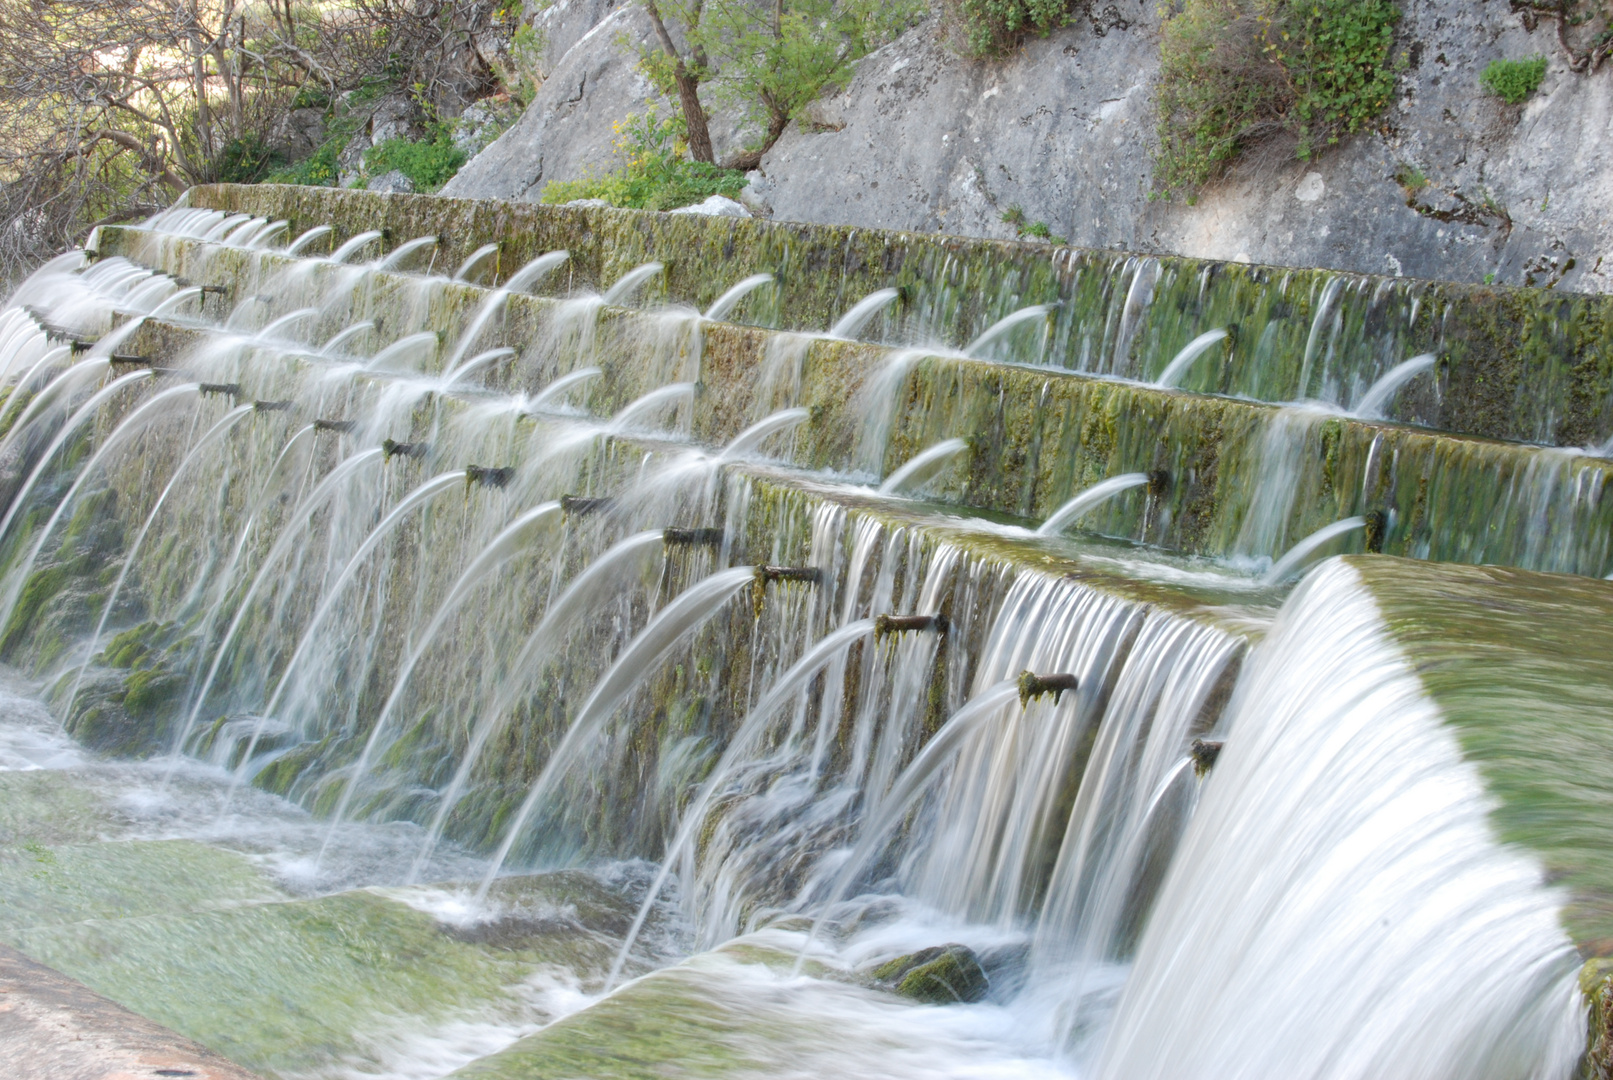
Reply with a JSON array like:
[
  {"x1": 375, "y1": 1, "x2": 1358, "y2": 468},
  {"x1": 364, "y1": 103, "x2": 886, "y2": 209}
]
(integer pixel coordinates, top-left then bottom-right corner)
[
  {"x1": 267, "y1": 108, "x2": 325, "y2": 159},
  {"x1": 451, "y1": 0, "x2": 1613, "y2": 292},
  {"x1": 366, "y1": 170, "x2": 415, "y2": 195},
  {"x1": 754, "y1": 2, "x2": 1613, "y2": 292},
  {"x1": 669, "y1": 195, "x2": 750, "y2": 218},
  {"x1": 442, "y1": 4, "x2": 658, "y2": 201},
  {"x1": 443, "y1": 2, "x2": 750, "y2": 201}
]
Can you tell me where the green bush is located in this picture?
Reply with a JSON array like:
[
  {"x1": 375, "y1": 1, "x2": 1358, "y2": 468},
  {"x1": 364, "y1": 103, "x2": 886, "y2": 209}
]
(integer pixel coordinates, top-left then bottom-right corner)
[
  {"x1": 1154, "y1": 0, "x2": 1402, "y2": 198},
  {"x1": 1480, "y1": 55, "x2": 1548, "y2": 104},
  {"x1": 948, "y1": 0, "x2": 1083, "y2": 56},
  {"x1": 264, "y1": 141, "x2": 341, "y2": 187},
  {"x1": 539, "y1": 107, "x2": 746, "y2": 210},
  {"x1": 215, "y1": 138, "x2": 284, "y2": 184},
  {"x1": 363, "y1": 134, "x2": 467, "y2": 192}
]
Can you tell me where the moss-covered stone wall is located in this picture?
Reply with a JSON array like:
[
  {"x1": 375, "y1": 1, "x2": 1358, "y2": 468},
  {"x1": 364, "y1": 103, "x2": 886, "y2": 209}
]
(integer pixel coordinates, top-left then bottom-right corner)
[
  {"x1": 104, "y1": 228, "x2": 1613, "y2": 577},
  {"x1": 163, "y1": 184, "x2": 1613, "y2": 448}
]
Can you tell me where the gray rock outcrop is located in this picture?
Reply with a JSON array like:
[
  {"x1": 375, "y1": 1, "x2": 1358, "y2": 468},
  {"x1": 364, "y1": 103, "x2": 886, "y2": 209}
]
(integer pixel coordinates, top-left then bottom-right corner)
[
  {"x1": 669, "y1": 194, "x2": 750, "y2": 217},
  {"x1": 448, "y1": 0, "x2": 1613, "y2": 292},
  {"x1": 443, "y1": 2, "x2": 749, "y2": 201},
  {"x1": 758, "y1": 2, "x2": 1612, "y2": 291}
]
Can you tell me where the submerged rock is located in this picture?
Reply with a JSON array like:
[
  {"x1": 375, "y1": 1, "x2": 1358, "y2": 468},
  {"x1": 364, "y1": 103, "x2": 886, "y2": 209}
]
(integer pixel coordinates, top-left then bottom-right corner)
[{"x1": 866, "y1": 944, "x2": 990, "y2": 1004}]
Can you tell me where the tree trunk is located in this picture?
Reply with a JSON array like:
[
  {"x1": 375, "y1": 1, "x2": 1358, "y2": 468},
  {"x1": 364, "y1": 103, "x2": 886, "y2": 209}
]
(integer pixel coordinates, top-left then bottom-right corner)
[
  {"x1": 643, "y1": 0, "x2": 715, "y2": 164},
  {"x1": 722, "y1": 99, "x2": 788, "y2": 171},
  {"x1": 676, "y1": 72, "x2": 715, "y2": 163}
]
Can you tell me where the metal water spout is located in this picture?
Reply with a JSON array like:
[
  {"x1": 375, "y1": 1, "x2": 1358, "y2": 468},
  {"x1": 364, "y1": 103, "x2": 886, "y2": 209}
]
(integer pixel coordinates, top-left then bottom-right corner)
[
  {"x1": 755, "y1": 565, "x2": 823, "y2": 586},
  {"x1": 465, "y1": 464, "x2": 515, "y2": 488},
  {"x1": 560, "y1": 494, "x2": 614, "y2": 516},
  {"x1": 381, "y1": 438, "x2": 427, "y2": 460},
  {"x1": 874, "y1": 612, "x2": 948, "y2": 638},
  {"x1": 313, "y1": 418, "x2": 356, "y2": 433},
  {"x1": 663, "y1": 527, "x2": 725, "y2": 547},
  {"x1": 1018, "y1": 670, "x2": 1080, "y2": 706},
  {"x1": 1190, "y1": 738, "x2": 1223, "y2": 776}
]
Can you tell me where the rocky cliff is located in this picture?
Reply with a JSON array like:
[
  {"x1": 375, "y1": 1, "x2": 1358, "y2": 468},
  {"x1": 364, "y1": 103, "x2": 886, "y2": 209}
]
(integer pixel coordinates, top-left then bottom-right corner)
[{"x1": 446, "y1": 0, "x2": 1613, "y2": 293}]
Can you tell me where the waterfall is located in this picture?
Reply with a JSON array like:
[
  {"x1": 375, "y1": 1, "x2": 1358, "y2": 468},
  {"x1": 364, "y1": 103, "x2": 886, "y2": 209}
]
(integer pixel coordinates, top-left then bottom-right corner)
[
  {"x1": 1097, "y1": 562, "x2": 1583, "y2": 1080},
  {"x1": 0, "y1": 195, "x2": 1606, "y2": 1080}
]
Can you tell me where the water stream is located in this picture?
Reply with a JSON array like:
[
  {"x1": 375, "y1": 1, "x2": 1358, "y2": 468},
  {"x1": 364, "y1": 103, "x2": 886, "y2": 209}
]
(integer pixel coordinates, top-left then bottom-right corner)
[{"x1": 0, "y1": 207, "x2": 1597, "y2": 1080}]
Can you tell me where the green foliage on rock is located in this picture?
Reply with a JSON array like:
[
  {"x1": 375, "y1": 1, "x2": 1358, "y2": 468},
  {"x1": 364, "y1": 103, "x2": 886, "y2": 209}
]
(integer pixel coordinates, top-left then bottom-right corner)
[
  {"x1": 1001, "y1": 205, "x2": 1067, "y2": 244},
  {"x1": 364, "y1": 132, "x2": 469, "y2": 193},
  {"x1": 1154, "y1": 0, "x2": 1403, "y2": 198},
  {"x1": 540, "y1": 107, "x2": 746, "y2": 210},
  {"x1": 633, "y1": 0, "x2": 923, "y2": 168},
  {"x1": 266, "y1": 142, "x2": 342, "y2": 187},
  {"x1": 1480, "y1": 55, "x2": 1548, "y2": 104},
  {"x1": 946, "y1": 0, "x2": 1085, "y2": 56}
]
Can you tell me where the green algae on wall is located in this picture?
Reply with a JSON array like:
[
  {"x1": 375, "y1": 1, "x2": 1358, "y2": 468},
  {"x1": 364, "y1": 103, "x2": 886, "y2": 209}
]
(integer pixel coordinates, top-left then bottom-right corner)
[
  {"x1": 170, "y1": 183, "x2": 1613, "y2": 448},
  {"x1": 1351, "y1": 556, "x2": 1613, "y2": 953},
  {"x1": 100, "y1": 228, "x2": 1613, "y2": 578}
]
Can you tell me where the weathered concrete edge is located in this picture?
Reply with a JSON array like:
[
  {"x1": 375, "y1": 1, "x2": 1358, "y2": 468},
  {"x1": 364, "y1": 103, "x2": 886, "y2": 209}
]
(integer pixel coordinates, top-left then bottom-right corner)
[{"x1": 0, "y1": 942, "x2": 263, "y2": 1080}]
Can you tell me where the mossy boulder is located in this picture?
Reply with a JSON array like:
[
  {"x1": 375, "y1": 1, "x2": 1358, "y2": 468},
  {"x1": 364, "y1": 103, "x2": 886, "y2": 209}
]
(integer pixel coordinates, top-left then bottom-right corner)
[{"x1": 866, "y1": 943, "x2": 990, "y2": 1004}]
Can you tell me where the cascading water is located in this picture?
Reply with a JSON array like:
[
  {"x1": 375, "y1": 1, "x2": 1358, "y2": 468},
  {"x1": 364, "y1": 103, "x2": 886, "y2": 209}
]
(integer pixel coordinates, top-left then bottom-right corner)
[
  {"x1": 1036, "y1": 474, "x2": 1150, "y2": 537},
  {"x1": 1097, "y1": 562, "x2": 1583, "y2": 1080},
  {"x1": 0, "y1": 197, "x2": 1604, "y2": 1080}
]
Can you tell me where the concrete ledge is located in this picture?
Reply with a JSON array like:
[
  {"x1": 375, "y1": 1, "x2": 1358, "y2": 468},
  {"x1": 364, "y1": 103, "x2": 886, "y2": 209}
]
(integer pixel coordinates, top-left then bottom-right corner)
[{"x1": 0, "y1": 944, "x2": 260, "y2": 1080}]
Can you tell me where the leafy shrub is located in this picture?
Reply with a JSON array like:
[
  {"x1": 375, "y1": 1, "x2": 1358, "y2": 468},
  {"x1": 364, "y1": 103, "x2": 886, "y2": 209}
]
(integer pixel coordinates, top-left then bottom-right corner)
[
  {"x1": 1154, "y1": 0, "x2": 1402, "y2": 198},
  {"x1": 363, "y1": 133, "x2": 468, "y2": 192},
  {"x1": 539, "y1": 107, "x2": 746, "y2": 210},
  {"x1": 215, "y1": 138, "x2": 284, "y2": 184},
  {"x1": 635, "y1": 0, "x2": 924, "y2": 167},
  {"x1": 266, "y1": 142, "x2": 341, "y2": 186},
  {"x1": 947, "y1": 0, "x2": 1083, "y2": 56},
  {"x1": 1480, "y1": 55, "x2": 1548, "y2": 104}
]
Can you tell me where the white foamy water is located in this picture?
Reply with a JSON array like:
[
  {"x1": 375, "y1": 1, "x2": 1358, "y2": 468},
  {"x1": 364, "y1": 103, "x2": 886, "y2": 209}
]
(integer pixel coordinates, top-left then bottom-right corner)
[{"x1": 1098, "y1": 561, "x2": 1584, "y2": 1080}]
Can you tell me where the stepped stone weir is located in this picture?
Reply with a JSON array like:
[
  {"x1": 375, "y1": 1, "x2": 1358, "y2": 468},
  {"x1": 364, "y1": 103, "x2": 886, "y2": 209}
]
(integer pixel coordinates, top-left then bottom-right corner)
[{"x1": 0, "y1": 185, "x2": 1607, "y2": 1080}]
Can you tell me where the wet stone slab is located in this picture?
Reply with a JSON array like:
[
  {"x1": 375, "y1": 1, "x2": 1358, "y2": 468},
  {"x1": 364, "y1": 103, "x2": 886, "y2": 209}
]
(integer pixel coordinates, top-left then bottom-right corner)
[{"x1": 0, "y1": 942, "x2": 262, "y2": 1080}]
